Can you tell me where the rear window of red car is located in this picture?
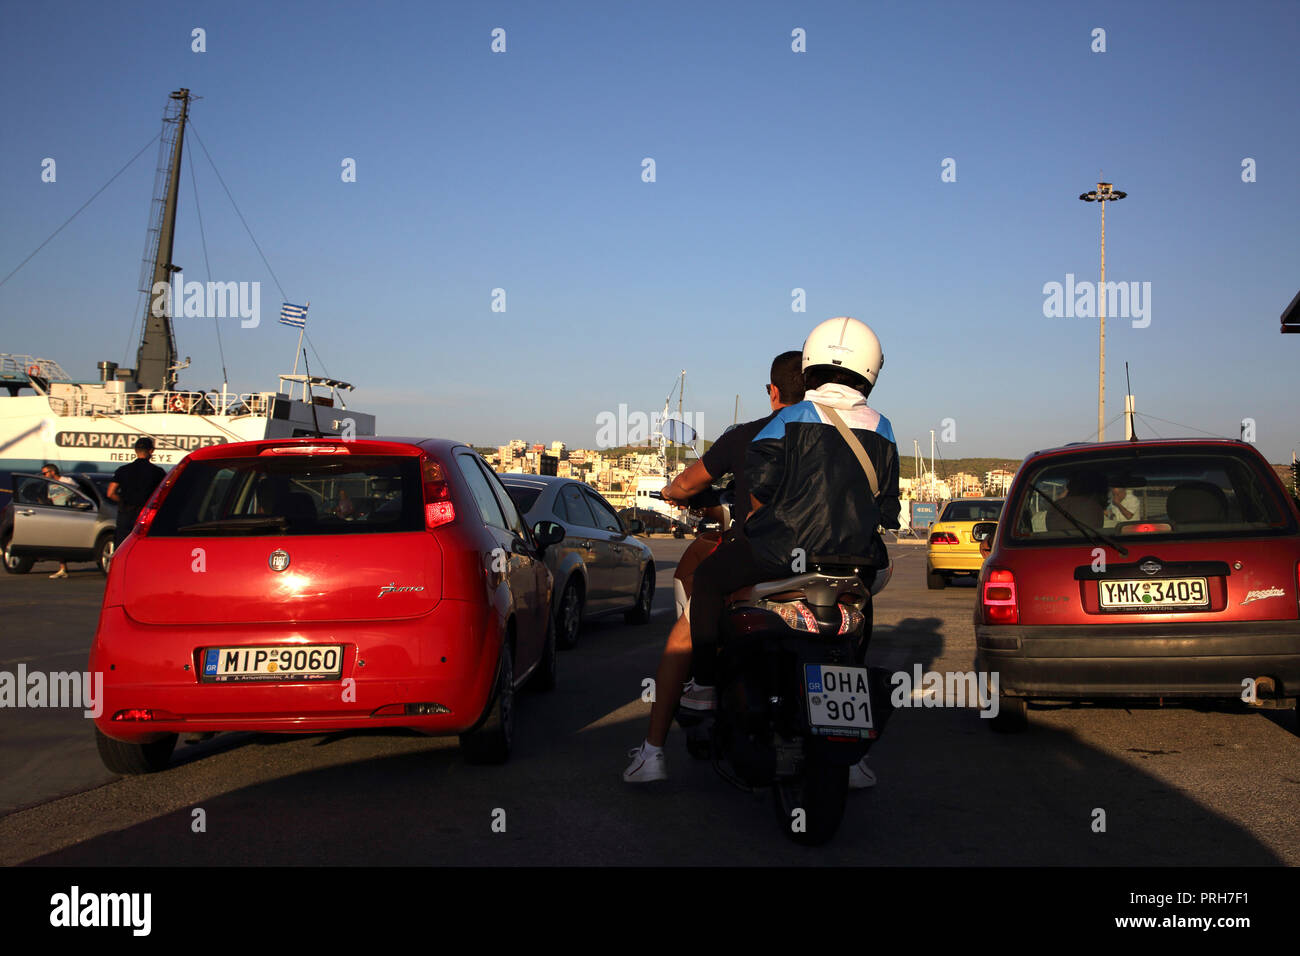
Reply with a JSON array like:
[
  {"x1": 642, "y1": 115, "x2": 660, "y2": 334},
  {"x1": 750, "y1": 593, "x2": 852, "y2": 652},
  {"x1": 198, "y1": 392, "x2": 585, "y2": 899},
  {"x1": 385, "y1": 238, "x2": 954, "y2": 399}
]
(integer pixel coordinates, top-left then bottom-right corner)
[
  {"x1": 149, "y1": 455, "x2": 424, "y2": 536},
  {"x1": 1008, "y1": 448, "x2": 1295, "y2": 543}
]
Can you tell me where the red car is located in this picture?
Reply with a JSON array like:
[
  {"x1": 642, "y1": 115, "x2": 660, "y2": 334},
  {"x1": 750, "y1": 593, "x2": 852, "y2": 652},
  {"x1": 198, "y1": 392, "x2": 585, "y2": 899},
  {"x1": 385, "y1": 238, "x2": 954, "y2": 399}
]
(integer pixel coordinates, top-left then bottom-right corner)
[
  {"x1": 975, "y1": 439, "x2": 1300, "y2": 732},
  {"x1": 90, "y1": 437, "x2": 562, "y2": 773}
]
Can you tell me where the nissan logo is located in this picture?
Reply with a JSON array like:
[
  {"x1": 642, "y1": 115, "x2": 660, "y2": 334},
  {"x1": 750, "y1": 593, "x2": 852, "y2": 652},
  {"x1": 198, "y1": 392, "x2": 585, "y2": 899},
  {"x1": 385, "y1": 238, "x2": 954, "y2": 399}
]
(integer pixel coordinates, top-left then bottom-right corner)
[
  {"x1": 269, "y1": 549, "x2": 291, "y2": 572},
  {"x1": 1139, "y1": 559, "x2": 1161, "y2": 576}
]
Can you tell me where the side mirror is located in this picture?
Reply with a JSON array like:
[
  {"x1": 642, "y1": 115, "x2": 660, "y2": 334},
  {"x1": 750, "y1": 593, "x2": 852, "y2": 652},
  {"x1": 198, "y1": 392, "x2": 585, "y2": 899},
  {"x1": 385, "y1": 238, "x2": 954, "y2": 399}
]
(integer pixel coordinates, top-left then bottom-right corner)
[
  {"x1": 625, "y1": 519, "x2": 645, "y2": 535},
  {"x1": 533, "y1": 520, "x2": 565, "y2": 550},
  {"x1": 971, "y1": 522, "x2": 997, "y2": 542}
]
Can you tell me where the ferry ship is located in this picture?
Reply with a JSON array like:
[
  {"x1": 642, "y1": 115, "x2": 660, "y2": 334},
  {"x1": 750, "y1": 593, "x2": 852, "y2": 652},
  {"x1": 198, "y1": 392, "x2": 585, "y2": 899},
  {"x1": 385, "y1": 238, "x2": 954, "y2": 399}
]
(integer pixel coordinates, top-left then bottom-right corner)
[{"x1": 0, "y1": 89, "x2": 374, "y2": 477}]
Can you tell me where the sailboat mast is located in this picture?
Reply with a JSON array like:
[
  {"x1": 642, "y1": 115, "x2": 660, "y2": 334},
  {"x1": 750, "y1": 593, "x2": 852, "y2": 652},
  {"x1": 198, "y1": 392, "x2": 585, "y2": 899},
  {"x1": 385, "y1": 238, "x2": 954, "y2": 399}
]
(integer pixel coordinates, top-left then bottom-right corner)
[
  {"x1": 135, "y1": 88, "x2": 191, "y2": 392},
  {"x1": 677, "y1": 370, "x2": 684, "y2": 475}
]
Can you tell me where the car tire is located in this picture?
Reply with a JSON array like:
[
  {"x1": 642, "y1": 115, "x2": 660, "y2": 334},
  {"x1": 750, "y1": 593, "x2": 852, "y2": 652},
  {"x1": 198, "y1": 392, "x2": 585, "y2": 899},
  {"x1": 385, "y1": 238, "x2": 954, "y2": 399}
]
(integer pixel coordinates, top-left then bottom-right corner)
[
  {"x1": 94, "y1": 726, "x2": 177, "y2": 774},
  {"x1": 624, "y1": 566, "x2": 654, "y2": 625},
  {"x1": 95, "y1": 532, "x2": 115, "y2": 575},
  {"x1": 529, "y1": 611, "x2": 558, "y2": 692},
  {"x1": 989, "y1": 693, "x2": 1028, "y2": 733},
  {"x1": 460, "y1": 641, "x2": 514, "y2": 765},
  {"x1": 1, "y1": 533, "x2": 34, "y2": 575},
  {"x1": 926, "y1": 562, "x2": 946, "y2": 590},
  {"x1": 556, "y1": 578, "x2": 583, "y2": 650}
]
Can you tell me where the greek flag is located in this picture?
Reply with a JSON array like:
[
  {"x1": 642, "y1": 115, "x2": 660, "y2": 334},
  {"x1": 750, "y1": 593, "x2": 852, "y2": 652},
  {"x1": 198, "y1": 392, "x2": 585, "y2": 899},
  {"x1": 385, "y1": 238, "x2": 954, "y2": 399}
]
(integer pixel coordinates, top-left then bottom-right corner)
[{"x1": 279, "y1": 302, "x2": 308, "y2": 328}]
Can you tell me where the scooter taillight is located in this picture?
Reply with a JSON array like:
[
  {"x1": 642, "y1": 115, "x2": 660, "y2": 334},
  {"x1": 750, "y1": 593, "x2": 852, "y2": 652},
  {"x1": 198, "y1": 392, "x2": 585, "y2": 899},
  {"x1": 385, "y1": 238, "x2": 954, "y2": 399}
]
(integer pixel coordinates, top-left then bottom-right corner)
[
  {"x1": 764, "y1": 601, "x2": 865, "y2": 636},
  {"x1": 837, "y1": 603, "x2": 865, "y2": 635},
  {"x1": 769, "y1": 601, "x2": 820, "y2": 633}
]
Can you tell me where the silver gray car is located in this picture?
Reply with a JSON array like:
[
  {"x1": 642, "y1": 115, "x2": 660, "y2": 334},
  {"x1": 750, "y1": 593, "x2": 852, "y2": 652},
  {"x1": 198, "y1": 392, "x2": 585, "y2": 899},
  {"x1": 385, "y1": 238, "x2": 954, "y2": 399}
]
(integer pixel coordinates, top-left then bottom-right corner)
[
  {"x1": 499, "y1": 475, "x2": 655, "y2": 648},
  {"x1": 2, "y1": 472, "x2": 118, "y2": 574}
]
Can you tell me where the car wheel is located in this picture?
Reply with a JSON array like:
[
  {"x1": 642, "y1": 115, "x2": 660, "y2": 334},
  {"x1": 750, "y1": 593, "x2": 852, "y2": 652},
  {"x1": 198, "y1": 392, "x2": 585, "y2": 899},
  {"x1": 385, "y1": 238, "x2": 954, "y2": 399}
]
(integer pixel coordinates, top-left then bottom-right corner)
[
  {"x1": 556, "y1": 578, "x2": 583, "y2": 650},
  {"x1": 1, "y1": 533, "x2": 34, "y2": 575},
  {"x1": 95, "y1": 532, "x2": 115, "y2": 575},
  {"x1": 624, "y1": 566, "x2": 654, "y2": 625},
  {"x1": 989, "y1": 693, "x2": 1028, "y2": 733},
  {"x1": 926, "y1": 561, "x2": 946, "y2": 589},
  {"x1": 94, "y1": 726, "x2": 177, "y2": 774},
  {"x1": 460, "y1": 640, "x2": 514, "y2": 764},
  {"x1": 529, "y1": 610, "x2": 558, "y2": 692}
]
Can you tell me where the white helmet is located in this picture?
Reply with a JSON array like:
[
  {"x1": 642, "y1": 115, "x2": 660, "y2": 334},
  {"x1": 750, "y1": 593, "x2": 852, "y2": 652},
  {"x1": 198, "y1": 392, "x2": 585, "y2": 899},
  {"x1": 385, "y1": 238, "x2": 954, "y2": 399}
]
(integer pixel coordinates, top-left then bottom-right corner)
[{"x1": 801, "y1": 316, "x2": 883, "y2": 386}]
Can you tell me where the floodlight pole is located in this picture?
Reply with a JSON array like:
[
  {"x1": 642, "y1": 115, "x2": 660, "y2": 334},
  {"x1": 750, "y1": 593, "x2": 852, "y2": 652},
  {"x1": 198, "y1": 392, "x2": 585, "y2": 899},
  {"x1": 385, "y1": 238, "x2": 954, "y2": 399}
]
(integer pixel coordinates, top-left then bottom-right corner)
[{"x1": 1079, "y1": 181, "x2": 1127, "y2": 441}]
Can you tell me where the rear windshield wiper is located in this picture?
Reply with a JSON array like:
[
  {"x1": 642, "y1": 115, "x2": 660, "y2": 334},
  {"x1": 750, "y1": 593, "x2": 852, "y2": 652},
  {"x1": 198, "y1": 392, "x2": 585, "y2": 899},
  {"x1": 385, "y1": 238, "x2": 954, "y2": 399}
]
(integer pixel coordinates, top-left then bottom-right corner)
[
  {"x1": 176, "y1": 516, "x2": 290, "y2": 535},
  {"x1": 1029, "y1": 481, "x2": 1129, "y2": 557}
]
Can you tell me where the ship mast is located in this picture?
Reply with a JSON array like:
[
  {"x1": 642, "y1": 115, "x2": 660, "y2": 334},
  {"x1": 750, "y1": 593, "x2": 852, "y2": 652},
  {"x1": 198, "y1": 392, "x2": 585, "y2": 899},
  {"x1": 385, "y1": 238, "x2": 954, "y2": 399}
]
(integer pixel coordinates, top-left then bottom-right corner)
[{"x1": 134, "y1": 88, "x2": 191, "y2": 391}]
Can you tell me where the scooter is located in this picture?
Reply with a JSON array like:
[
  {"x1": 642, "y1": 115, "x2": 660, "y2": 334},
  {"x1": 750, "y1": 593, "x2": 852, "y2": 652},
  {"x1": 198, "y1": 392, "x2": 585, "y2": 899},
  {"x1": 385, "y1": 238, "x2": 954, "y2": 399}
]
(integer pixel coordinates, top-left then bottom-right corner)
[{"x1": 673, "y1": 490, "x2": 894, "y2": 845}]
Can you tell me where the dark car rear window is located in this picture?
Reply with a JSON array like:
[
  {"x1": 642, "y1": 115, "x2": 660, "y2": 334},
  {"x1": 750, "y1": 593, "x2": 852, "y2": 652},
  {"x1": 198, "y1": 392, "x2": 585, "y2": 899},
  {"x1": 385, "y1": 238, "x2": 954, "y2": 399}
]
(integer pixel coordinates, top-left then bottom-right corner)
[
  {"x1": 150, "y1": 455, "x2": 423, "y2": 536},
  {"x1": 1009, "y1": 448, "x2": 1295, "y2": 542},
  {"x1": 940, "y1": 500, "x2": 1003, "y2": 522}
]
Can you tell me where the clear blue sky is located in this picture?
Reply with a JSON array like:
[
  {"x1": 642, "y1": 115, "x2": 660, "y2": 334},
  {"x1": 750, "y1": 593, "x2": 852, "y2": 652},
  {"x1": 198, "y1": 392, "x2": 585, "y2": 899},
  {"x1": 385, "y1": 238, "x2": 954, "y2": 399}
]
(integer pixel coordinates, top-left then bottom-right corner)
[{"x1": 2, "y1": 0, "x2": 1297, "y2": 462}]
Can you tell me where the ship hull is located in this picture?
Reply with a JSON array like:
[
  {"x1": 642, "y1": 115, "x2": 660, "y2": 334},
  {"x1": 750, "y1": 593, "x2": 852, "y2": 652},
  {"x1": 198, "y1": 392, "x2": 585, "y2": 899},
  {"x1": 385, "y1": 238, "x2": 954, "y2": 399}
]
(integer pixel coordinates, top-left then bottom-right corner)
[{"x1": 0, "y1": 394, "x2": 374, "y2": 474}]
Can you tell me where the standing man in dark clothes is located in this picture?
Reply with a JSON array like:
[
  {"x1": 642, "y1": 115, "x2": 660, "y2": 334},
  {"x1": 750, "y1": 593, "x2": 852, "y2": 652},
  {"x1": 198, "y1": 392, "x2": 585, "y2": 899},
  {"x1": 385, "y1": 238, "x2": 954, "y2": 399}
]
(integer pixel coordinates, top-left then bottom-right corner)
[{"x1": 107, "y1": 437, "x2": 166, "y2": 546}]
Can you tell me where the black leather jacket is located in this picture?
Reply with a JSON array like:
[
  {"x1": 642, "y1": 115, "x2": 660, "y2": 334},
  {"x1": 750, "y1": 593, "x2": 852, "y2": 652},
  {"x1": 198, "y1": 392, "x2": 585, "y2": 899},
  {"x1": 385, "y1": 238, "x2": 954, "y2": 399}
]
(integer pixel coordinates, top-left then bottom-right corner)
[{"x1": 742, "y1": 387, "x2": 900, "y2": 575}]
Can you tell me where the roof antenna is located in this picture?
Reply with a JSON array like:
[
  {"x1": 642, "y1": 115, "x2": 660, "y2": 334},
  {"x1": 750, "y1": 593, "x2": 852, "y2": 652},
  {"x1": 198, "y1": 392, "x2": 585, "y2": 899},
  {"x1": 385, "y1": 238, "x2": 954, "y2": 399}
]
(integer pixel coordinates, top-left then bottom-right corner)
[
  {"x1": 300, "y1": 348, "x2": 324, "y2": 438},
  {"x1": 1125, "y1": 362, "x2": 1138, "y2": 441}
]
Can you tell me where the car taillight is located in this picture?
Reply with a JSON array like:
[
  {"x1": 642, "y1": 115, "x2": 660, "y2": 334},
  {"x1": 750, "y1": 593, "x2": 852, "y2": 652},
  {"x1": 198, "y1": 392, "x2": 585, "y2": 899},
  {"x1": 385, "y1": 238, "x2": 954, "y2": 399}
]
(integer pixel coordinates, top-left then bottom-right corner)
[
  {"x1": 1121, "y1": 522, "x2": 1172, "y2": 534},
  {"x1": 133, "y1": 462, "x2": 185, "y2": 536},
  {"x1": 929, "y1": 532, "x2": 959, "y2": 545},
  {"x1": 422, "y1": 457, "x2": 455, "y2": 531},
  {"x1": 982, "y1": 568, "x2": 1018, "y2": 624}
]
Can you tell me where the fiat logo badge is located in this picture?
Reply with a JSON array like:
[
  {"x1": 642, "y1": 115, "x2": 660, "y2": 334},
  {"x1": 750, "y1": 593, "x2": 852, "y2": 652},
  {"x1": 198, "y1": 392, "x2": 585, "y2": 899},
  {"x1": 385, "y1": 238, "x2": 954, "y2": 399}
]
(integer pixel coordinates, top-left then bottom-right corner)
[
  {"x1": 269, "y1": 549, "x2": 291, "y2": 572},
  {"x1": 1139, "y1": 559, "x2": 1161, "y2": 576}
]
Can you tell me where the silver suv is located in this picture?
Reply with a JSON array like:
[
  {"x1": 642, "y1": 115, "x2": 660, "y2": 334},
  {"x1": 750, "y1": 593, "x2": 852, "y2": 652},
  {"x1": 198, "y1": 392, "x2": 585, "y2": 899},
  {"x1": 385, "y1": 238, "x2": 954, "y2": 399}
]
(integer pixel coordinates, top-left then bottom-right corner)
[{"x1": 2, "y1": 472, "x2": 118, "y2": 574}]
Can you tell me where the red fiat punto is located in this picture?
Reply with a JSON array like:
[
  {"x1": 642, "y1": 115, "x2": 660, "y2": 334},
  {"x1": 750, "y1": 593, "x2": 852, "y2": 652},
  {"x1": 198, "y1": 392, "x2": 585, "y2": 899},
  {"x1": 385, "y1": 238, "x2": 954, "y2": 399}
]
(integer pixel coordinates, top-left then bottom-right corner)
[
  {"x1": 90, "y1": 437, "x2": 562, "y2": 772},
  {"x1": 974, "y1": 439, "x2": 1300, "y2": 731}
]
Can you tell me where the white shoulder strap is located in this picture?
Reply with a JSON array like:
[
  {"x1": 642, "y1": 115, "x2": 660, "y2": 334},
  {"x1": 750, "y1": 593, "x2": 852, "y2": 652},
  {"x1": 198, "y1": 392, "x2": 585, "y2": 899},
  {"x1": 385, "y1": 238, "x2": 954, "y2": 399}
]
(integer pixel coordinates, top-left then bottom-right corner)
[{"x1": 814, "y1": 402, "x2": 880, "y2": 498}]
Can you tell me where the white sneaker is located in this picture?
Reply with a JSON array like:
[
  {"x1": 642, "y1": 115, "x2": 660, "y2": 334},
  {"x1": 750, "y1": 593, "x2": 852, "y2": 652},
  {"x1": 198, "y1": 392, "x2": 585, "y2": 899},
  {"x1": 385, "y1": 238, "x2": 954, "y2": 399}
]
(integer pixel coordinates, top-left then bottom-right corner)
[
  {"x1": 49, "y1": 569, "x2": 68, "y2": 579},
  {"x1": 679, "y1": 679, "x2": 717, "y2": 712},
  {"x1": 848, "y1": 757, "x2": 877, "y2": 789},
  {"x1": 623, "y1": 743, "x2": 667, "y2": 783}
]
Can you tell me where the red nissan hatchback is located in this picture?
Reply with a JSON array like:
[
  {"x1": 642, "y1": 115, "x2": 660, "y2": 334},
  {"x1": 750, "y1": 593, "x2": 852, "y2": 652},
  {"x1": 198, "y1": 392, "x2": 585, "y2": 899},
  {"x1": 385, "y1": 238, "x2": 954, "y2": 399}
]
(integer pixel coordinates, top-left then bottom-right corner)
[
  {"x1": 974, "y1": 439, "x2": 1300, "y2": 731},
  {"x1": 90, "y1": 437, "x2": 562, "y2": 772}
]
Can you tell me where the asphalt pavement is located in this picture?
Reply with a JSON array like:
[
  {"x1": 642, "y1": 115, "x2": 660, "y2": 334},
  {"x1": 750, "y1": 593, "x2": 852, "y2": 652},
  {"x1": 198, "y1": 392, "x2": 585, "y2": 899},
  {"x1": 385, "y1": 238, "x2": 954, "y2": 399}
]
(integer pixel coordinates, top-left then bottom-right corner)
[{"x1": 1, "y1": 539, "x2": 1297, "y2": 866}]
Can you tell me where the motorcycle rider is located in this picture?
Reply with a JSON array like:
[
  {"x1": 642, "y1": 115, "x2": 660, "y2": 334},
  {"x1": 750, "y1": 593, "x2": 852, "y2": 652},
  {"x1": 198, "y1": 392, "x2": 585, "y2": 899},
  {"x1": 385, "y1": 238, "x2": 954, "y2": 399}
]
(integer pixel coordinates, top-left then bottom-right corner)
[
  {"x1": 624, "y1": 319, "x2": 900, "y2": 786},
  {"x1": 622, "y1": 351, "x2": 804, "y2": 784}
]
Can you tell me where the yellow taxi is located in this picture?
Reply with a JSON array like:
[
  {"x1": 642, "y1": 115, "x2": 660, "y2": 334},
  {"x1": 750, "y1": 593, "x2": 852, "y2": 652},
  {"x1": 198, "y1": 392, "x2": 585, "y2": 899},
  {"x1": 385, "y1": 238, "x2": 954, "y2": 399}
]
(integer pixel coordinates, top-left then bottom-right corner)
[{"x1": 926, "y1": 497, "x2": 1004, "y2": 589}]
